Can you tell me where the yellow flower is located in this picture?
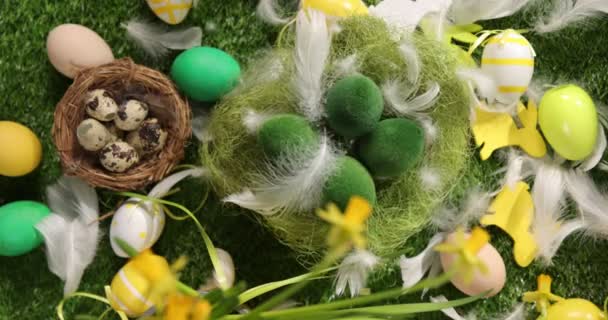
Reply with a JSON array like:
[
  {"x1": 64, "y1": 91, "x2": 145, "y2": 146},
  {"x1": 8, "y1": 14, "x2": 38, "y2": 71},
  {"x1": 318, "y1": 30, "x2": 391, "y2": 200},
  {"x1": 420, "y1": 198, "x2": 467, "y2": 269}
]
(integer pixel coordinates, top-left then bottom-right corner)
[
  {"x1": 317, "y1": 196, "x2": 372, "y2": 251},
  {"x1": 523, "y1": 274, "x2": 564, "y2": 315},
  {"x1": 165, "y1": 293, "x2": 212, "y2": 320},
  {"x1": 434, "y1": 227, "x2": 490, "y2": 284}
]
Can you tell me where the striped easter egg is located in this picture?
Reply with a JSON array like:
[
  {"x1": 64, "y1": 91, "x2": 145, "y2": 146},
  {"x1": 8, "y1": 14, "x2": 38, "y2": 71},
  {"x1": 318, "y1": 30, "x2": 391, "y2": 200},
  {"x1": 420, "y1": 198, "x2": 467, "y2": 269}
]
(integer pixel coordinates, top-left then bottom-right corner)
[
  {"x1": 481, "y1": 29, "x2": 535, "y2": 106},
  {"x1": 107, "y1": 266, "x2": 155, "y2": 317},
  {"x1": 110, "y1": 199, "x2": 166, "y2": 258},
  {"x1": 146, "y1": 0, "x2": 193, "y2": 25}
]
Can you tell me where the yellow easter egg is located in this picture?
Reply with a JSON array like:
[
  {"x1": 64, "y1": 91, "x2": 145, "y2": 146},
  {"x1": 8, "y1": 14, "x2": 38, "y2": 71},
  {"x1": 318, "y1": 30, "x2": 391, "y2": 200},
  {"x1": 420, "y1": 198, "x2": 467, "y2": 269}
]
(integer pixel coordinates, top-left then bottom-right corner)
[
  {"x1": 547, "y1": 299, "x2": 606, "y2": 320},
  {"x1": 539, "y1": 85, "x2": 598, "y2": 160},
  {"x1": 146, "y1": 0, "x2": 193, "y2": 25},
  {"x1": 108, "y1": 263, "x2": 155, "y2": 317},
  {"x1": 301, "y1": 0, "x2": 368, "y2": 17},
  {"x1": 0, "y1": 121, "x2": 42, "y2": 177},
  {"x1": 481, "y1": 29, "x2": 535, "y2": 105}
]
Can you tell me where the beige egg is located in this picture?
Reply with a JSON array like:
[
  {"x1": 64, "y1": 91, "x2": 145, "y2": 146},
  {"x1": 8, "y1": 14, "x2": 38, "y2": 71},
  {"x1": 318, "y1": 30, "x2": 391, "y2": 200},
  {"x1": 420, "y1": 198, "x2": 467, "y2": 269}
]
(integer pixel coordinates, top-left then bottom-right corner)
[
  {"x1": 85, "y1": 89, "x2": 118, "y2": 121},
  {"x1": 76, "y1": 118, "x2": 111, "y2": 151},
  {"x1": 115, "y1": 100, "x2": 149, "y2": 131},
  {"x1": 99, "y1": 141, "x2": 140, "y2": 173},
  {"x1": 126, "y1": 118, "x2": 168, "y2": 155},
  {"x1": 104, "y1": 122, "x2": 124, "y2": 142},
  {"x1": 439, "y1": 232, "x2": 506, "y2": 297},
  {"x1": 46, "y1": 24, "x2": 114, "y2": 78}
]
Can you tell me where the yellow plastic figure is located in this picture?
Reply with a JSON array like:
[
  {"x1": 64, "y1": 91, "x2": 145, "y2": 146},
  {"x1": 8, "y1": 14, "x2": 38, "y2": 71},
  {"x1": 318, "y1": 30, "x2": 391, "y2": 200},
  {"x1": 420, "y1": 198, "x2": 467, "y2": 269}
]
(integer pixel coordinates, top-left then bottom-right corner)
[
  {"x1": 481, "y1": 181, "x2": 537, "y2": 267},
  {"x1": 524, "y1": 274, "x2": 607, "y2": 320},
  {"x1": 301, "y1": 0, "x2": 368, "y2": 17},
  {"x1": 472, "y1": 100, "x2": 547, "y2": 160}
]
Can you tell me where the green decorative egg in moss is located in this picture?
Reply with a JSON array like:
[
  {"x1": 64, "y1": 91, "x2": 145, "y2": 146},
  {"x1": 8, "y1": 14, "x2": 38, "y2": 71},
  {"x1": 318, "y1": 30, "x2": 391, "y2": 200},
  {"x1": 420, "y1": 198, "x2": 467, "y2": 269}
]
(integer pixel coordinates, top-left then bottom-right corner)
[
  {"x1": 171, "y1": 46, "x2": 241, "y2": 102},
  {"x1": 0, "y1": 201, "x2": 50, "y2": 256},
  {"x1": 325, "y1": 75, "x2": 384, "y2": 139},
  {"x1": 322, "y1": 156, "x2": 376, "y2": 210},
  {"x1": 357, "y1": 118, "x2": 425, "y2": 178},
  {"x1": 258, "y1": 114, "x2": 319, "y2": 159}
]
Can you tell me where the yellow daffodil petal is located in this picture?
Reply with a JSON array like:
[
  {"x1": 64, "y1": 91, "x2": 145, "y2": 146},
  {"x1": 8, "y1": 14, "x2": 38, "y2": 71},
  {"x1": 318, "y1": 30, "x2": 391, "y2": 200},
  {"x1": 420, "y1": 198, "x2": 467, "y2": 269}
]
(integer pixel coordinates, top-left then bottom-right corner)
[
  {"x1": 344, "y1": 196, "x2": 372, "y2": 226},
  {"x1": 165, "y1": 294, "x2": 211, "y2": 320},
  {"x1": 465, "y1": 227, "x2": 490, "y2": 255}
]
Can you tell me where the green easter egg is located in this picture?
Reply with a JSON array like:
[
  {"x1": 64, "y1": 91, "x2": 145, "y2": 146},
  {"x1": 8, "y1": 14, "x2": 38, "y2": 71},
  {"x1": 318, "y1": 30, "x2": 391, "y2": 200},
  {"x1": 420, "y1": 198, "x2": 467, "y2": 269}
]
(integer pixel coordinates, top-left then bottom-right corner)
[
  {"x1": 323, "y1": 156, "x2": 376, "y2": 210},
  {"x1": 171, "y1": 46, "x2": 241, "y2": 102},
  {"x1": 0, "y1": 201, "x2": 50, "y2": 256},
  {"x1": 539, "y1": 85, "x2": 598, "y2": 160},
  {"x1": 357, "y1": 118, "x2": 425, "y2": 177},
  {"x1": 325, "y1": 75, "x2": 384, "y2": 139},
  {"x1": 258, "y1": 114, "x2": 319, "y2": 159}
]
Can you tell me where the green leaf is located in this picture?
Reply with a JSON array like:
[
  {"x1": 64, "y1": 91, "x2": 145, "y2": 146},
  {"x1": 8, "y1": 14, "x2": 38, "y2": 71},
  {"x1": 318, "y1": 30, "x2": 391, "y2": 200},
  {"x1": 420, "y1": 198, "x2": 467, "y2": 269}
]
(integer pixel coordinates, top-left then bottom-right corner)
[{"x1": 452, "y1": 32, "x2": 479, "y2": 44}]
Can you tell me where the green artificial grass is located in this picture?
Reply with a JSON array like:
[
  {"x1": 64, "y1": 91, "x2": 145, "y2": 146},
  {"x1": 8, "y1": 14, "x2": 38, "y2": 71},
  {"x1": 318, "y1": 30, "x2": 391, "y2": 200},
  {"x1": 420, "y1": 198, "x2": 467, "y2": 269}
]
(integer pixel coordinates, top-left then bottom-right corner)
[{"x1": 1, "y1": 1, "x2": 608, "y2": 319}]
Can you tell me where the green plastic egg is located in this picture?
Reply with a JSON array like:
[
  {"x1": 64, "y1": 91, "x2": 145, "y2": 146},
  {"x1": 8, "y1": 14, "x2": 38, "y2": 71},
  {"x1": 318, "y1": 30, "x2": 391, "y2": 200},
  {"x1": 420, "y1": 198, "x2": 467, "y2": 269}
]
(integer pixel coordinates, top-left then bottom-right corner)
[
  {"x1": 322, "y1": 156, "x2": 376, "y2": 210},
  {"x1": 325, "y1": 75, "x2": 384, "y2": 139},
  {"x1": 0, "y1": 201, "x2": 50, "y2": 256},
  {"x1": 546, "y1": 299, "x2": 606, "y2": 320},
  {"x1": 539, "y1": 85, "x2": 598, "y2": 160},
  {"x1": 258, "y1": 114, "x2": 319, "y2": 159},
  {"x1": 171, "y1": 46, "x2": 241, "y2": 102},
  {"x1": 357, "y1": 118, "x2": 425, "y2": 177}
]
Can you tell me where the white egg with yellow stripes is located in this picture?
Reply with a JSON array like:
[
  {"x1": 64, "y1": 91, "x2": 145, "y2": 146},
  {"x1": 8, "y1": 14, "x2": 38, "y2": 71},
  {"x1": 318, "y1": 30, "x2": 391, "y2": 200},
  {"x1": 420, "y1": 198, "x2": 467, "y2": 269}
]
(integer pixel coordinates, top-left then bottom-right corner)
[
  {"x1": 146, "y1": 0, "x2": 193, "y2": 25},
  {"x1": 106, "y1": 266, "x2": 155, "y2": 317},
  {"x1": 481, "y1": 29, "x2": 535, "y2": 105},
  {"x1": 110, "y1": 199, "x2": 166, "y2": 258}
]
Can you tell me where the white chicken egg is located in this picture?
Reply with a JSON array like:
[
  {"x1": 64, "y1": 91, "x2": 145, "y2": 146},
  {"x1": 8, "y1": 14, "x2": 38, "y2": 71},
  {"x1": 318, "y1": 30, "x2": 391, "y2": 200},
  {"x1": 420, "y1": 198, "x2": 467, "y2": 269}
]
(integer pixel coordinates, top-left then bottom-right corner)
[
  {"x1": 109, "y1": 199, "x2": 165, "y2": 258},
  {"x1": 481, "y1": 29, "x2": 535, "y2": 106}
]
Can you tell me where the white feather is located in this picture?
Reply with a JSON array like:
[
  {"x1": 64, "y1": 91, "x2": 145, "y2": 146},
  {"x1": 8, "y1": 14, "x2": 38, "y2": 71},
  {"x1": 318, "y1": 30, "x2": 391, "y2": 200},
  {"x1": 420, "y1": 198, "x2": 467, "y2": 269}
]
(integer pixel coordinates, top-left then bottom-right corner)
[
  {"x1": 192, "y1": 110, "x2": 213, "y2": 142},
  {"x1": 430, "y1": 295, "x2": 468, "y2": 320},
  {"x1": 456, "y1": 68, "x2": 497, "y2": 103},
  {"x1": 535, "y1": 0, "x2": 608, "y2": 33},
  {"x1": 530, "y1": 162, "x2": 580, "y2": 264},
  {"x1": 334, "y1": 54, "x2": 359, "y2": 77},
  {"x1": 432, "y1": 189, "x2": 492, "y2": 231},
  {"x1": 400, "y1": 233, "x2": 444, "y2": 288},
  {"x1": 36, "y1": 176, "x2": 99, "y2": 296},
  {"x1": 335, "y1": 250, "x2": 380, "y2": 297},
  {"x1": 449, "y1": 0, "x2": 533, "y2": 24},
  {"x1": 419, "y1": 118, "x2": 439, "y2": 146},
  {"x1": 223, "y1": 135, "x2": 340, "y2": 215},
  {"x1": 565, "y1": 170, "x2": 608, "y2": 235},
  {"x1": 383, "y1": 80, "x2": 439, "y2": 118},
  {"x1": 148, "y1": 168, "x2": 207, "y2": 199},
  {"x1": 496, "y1": 151, "x2": 538, "y2": 191},
  {"x1": 242, "y1": 109, "x2": 272, "y2": 134},
  {"x1": 419, "y1": 166, "x2": 442, "y2": 191},
  {"x1": 577, "y1": 123, "x2": 607, "y2": 171},
  {"x1": 399, "y1": 42, "x2": 421, "y2": 85},
  {"x1": 122, "y1": 19, "x2": 202, "y2": 59},
  {"x1": 369, "y1": 0, "x2": 451, "y2": 33},
  {"x1": 293, "y1": 9, "x2": 331, "y2": 122},
  {"x1": 256, "y1": 0, "x2": 290, "y2": 25},
  {"x1": 407, "y1": 82, "x2": 441, "y2": 111}
]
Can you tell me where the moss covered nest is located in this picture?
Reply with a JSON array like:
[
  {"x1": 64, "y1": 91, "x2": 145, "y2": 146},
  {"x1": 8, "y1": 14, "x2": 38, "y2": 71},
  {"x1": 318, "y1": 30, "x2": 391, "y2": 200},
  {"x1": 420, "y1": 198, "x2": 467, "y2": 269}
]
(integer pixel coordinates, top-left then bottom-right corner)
[{"x1": 202, "y1": 16, "x2": 472, "y2": 260}]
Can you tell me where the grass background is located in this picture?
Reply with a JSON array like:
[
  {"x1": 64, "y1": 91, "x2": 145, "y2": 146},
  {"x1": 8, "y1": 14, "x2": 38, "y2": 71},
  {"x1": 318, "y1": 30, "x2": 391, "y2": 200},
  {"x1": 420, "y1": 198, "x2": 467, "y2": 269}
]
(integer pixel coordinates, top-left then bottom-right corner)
[{"x1": 0, "y1": 0, "x2": 607, "y2": 319}]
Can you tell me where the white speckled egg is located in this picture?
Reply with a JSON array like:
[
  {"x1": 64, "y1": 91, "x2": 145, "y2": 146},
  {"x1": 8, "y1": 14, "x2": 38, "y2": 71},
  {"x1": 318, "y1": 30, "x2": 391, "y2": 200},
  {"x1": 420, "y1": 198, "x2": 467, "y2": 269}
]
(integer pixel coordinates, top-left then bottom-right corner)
[
  {"x1": 439, "y1": 232, "x2": 506, "y2": 297},
  {"x1": 99, "y1": 141, "x2": 140, "y2": 173},
  {"x1": 110, "y1": 199, "x2": 166, "y2": 258},
  {"x1": 146, "y1": 0, "x2": 193, "y2": 25},
  {"x1": 76, "y1": 118, "x2": 111, "y2": 151},
  {"x1": 104, "y1": 122, "x2": 124, "y2": 142},
  {"x1": 85, "y1": 89, "x2": 118, "y2": 121},
  {"x1": 481, "y1": 29, "x2": 535, "y2": 106},
  {"x1": 126, "y1": 118, "x2": 168, "y2": 155},
  {"x1": 46, "y1": 24, "x2": 114, "y2": 78},
  {"x1": 115, "y1": 100, "x2": 149, "y2": 131}
]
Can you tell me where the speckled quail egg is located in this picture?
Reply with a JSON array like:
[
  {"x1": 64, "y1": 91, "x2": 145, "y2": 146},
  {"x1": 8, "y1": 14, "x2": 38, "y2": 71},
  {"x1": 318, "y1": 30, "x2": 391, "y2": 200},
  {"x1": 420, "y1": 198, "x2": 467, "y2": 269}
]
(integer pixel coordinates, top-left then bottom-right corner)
[
  {"x1": 85, "y1": 89, "x2": 118, "y2": 121},
  {"x1": 126, "y1": 118, "x2": 168, "y2": 156},
  {"x1": 115, "y1": 100, "x2": 149, "y2": 131},
  {"x1": 104, "y1": 122, "x2": 124, "y2": 142},
  {"x1": 99, "y1": 141, "x2": 140, "y2": 173},
  {"x1": 76, "y1": 118, "x2": 111, "y2": 151}
]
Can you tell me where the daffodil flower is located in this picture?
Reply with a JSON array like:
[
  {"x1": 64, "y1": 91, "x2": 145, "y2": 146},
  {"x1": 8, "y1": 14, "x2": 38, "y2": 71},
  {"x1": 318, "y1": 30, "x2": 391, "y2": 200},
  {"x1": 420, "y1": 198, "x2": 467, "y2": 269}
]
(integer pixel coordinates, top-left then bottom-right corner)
[
  {"x1": 523, "y1": 274, "x2": 565, "y2": 316},
  {"x1": 317, "y1": 196, "x2": 372, "y2": 252},
  {"x1": 434, "y1": 227, "x2": 490, "y2": 284},
  {"x1": 164, "y1": 293, "x2": 212, "y2": 320}
]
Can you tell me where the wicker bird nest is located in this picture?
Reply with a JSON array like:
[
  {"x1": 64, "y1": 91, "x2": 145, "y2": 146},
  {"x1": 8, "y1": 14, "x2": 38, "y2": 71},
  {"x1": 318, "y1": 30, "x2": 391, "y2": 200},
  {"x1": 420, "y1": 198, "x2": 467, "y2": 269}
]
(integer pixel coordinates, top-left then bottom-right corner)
[{"x1": 53, "y1": 58, "x2": 191, "y2": 191}]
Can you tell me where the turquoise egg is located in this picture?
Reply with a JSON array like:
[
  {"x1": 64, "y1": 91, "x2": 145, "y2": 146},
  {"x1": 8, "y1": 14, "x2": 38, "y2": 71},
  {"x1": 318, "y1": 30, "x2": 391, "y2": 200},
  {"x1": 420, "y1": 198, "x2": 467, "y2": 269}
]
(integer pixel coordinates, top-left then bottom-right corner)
[
  {"x1": 0, "y1": 201, "x2": 51, "y2": 256},
  {"x1": 171, "y1": 46, "x2": 241, "y2": 102}
]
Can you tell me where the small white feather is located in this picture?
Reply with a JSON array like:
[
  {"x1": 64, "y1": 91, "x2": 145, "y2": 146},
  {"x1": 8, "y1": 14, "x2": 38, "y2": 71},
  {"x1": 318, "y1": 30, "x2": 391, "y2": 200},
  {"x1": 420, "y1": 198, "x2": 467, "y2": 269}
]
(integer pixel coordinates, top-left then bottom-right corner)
[
  {"x1": 407, "y1": 82, "x2": 441, "y2": 111},
  {"x1": 123, "y1": 19, "x2": 202, "y2": 59},
  {"x1": 419, "y1": 118, "x2": 439, "y2": 146},
  {"x1": 370, "y1": 0, "x2": 451, "y2": 33},
  {"x1": 148, "y1": 167, "x2": 207, "y2": 199},
  {"x1": 535, "y1": 0, "x2": 608, "y2": 34},
  {"x1": 242, "y1": 109, "x2": 272, "y2": 134},
  {"x1": 432, "y1": 189, "x2": 492, "y2": 231},
  {"x1": 223, "y1": 135, "x2": 340, "y2": 215},
  {"x1": 334, "y1": 54, "x2": 359, "y2": 77},
  {"x1": 293, "y1": 9, "x2": 331, "y2": 122},
  {"x1": 383, "y1": 80, "x2": 439, "y2": 118},
  {"x1": 430, "y1": 295, "x2": 468, "y2": 320},
  {"x1": 577, "y1": 123, "x2": 607, "y2": 171},
  {"x1": 565, "y1": 170, "x2": 608, "y2": 235},
  {"x1": 256, "y1": 0, "x2": 290, "y2": 25},
  {"x1": 456, "y1": 68, "x2": 497, "y2": 103},
  {"x1": 192, "y1": 110, "x2": 213, "y2": 142},
  {"x1": 419, "y1": 166, "x2": 442, "y2": 191},
  {"x1": 335, "y1": 250, "x2": 380, "y2": 297},
  {"x1": 400, "y1": 233, "x2": 444, "y2": 288},
  {"x1": 399, "y1": 42, "x2": 422, "y2": 85},
  {"x1": 449, "y1": 0, "x2": 533, "y2": 24},
  {"x1": 36, "y1": 176, "x2": 99, "y2": 296}
]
